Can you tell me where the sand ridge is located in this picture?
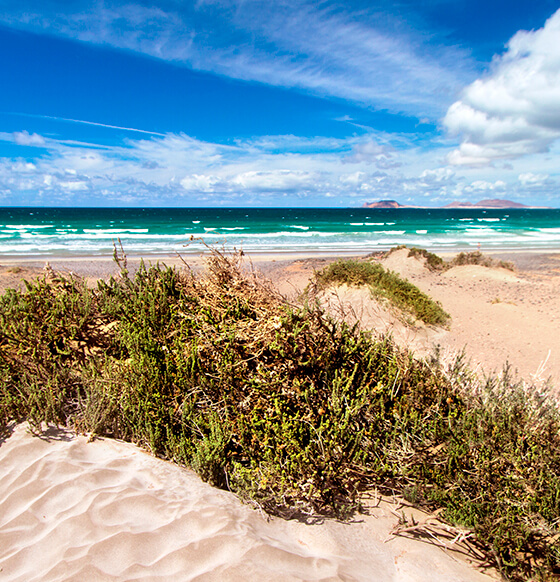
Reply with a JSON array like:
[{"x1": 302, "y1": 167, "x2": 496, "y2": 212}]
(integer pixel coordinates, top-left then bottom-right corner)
[
  {"x1": 1, "y1": 250, "x2": 554, "y2": 580},
  {"x1": 0, "y1": 424, "x2": 497, "y2": 582},
  {"x1": 2, "y1": 249, "x2": 559, "y2": 384},
  {"x1": 2, "y1": 249, "x2": 559, "y2": 383}
]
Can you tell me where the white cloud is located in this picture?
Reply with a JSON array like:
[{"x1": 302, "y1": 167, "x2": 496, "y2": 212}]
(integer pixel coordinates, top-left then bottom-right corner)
[
  {"x1": 420, "y1": 168, "x2": 455, "y2": 182},
  {"x1": 339, "y1": 171, "x2": 367, "y2": 185},
  {"x1": 230, "y1": 170, "x2": 316, "y2": 192},
  {"x1": 1, "y1": 126, "x2": 559, "y2": 207},
  {"x1": 344, "y1": 140, "x2": 399, "y2": 168},
  {"x1": 465, "y1": 180, "x2": 506, "y2": 192},
  {"x1": 445, "y1": 9, "x2": 560, "y2": 165},
  {"x1": 13, "y1": 131, "x2": 46, "y2": 146},
  {"x1": 11, "y1": 161, "x2": 37, "y2": 172},
  {"x1": 518, "y1": 172, "x2": 549, "y2": 185},
  {"x1": 59, "y1": 180, "x2": 89, "y2": 191},
  {"x1": 180, "y1": 174, "x2": 224, "y2": 192},
  {"x1": 0, "y1": 0, "x2": 474, "y2": 118}
]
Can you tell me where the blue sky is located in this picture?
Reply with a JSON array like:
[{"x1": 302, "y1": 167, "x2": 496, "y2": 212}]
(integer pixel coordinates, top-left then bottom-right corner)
[{"x1": 1, "y1": 0, "x2": 559, "y2": 207}]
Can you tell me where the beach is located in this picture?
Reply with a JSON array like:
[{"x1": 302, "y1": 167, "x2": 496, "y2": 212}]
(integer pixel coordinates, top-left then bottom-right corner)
[
  {"x1": 4, "y1": 0, "x2": 560, "y2": 576},
  {"x1": 262, "y1": 249, "x2": 560, "y2": 388},
  {"x1": 1, "y1": 247, "x2": 559, "y2": 581}
]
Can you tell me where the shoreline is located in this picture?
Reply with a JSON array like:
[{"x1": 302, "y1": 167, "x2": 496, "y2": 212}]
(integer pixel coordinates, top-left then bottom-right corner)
[{"x1": 2, "y1": 247, "x2": 560, "y2": 276}]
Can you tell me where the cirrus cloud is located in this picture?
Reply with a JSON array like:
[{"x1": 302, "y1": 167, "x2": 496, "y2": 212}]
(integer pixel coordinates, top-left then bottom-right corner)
[{"x1": 0, "y1": 0, "x2": 474, "y2": 119}]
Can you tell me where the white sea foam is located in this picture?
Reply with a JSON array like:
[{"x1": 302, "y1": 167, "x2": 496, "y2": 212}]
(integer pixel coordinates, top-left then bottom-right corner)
[
  {"x1": 83, "y1": 228, "x2": 150, "y2": 234},
  {"x1": 2, "y1": 211, "x2": 560, "y2": 257},
  {"x1": 2, "y1": 224, "x2": 53, "y2": 229},
  {"x1": 19, "y1": 233, "x2": 58, "y2": 239}
]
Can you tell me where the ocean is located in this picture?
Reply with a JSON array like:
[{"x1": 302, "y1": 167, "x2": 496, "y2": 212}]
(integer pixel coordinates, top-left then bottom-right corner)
[{"x1": 1, "y1": 207, "x2": 559, "y2": 258}]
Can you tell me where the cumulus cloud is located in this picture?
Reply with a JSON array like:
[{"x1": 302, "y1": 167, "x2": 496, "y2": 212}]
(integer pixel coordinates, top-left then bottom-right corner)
[
  {"x1": 0, "y1": 129, "x2": 408, "y2": 204},
  {"x1": 1, "y1": 125, "x2": 558, "y2": 206},
  {"x1": 465, "y1": 180, "x2": 506, "y2": 192},
  {"x1": 231, "y1": 170, "x2": 317, "y2": 192},
  {"x1": 180, "y1": 174, "x2": 225, "y2": 192},
  {"x1": 445, "y1": 9, "x2": 560, "y2": 165},
  {"x1": 518, "y1": 172, "x2": 549, "y2": 185},
  {"x1": 11, "y1": 161, "x2": 37, "y2": 173},
  {"x1": 13, "y1": 131, "x2": 46, "y2": 146},
  {"x1": 344, "y1": 140, "x2": 399, "y2": 168},
  {"x1": 419, "y1": 168, "x2": 455, "y2": 182}
]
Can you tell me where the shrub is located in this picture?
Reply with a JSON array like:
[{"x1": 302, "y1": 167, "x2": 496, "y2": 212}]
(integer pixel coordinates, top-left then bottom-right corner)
[
  {"x1": 387, "y1": 245, "x2": 446, "y2": 271},
  {"x1": 451, "y1": 251, "x2": 515, "y2": 271}
]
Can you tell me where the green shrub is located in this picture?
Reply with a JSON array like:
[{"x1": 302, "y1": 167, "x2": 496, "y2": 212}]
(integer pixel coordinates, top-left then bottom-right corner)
[
  {"x1": 387, "y1": 245, "x2": 446, "y2": 271},
  {"x1": 406, "y1": 247, "x2": 446, "y2": 271}
]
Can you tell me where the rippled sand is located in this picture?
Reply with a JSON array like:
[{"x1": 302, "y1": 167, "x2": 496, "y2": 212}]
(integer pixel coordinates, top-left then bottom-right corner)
[{"x1": 0, "y1": 424, "x2": 496, "y2": 582}]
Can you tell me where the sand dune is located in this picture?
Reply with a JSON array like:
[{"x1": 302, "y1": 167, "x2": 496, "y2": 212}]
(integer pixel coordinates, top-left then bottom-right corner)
[
  {"x1": 264, "y1": 249, "x2": 560, "y2": 386},
  {"x1": 0, "y1": 424, "x2": 496, "y2": 582},
  {"x1": 2, "y1": 250, "x2": 557, "y2": 581}
]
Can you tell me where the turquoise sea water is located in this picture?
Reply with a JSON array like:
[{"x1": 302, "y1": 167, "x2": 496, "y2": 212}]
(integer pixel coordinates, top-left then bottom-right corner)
[{"x1": 1, "y1": 207, "x2": 559, "y2": 258}]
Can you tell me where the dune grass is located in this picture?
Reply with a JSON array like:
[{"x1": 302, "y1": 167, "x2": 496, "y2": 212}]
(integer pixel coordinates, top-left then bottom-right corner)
[
  {"x1": 388, "y1": 245, "x2": 446, "y2": 271},
  {"x1": 312, "y1": 258, "x2": 450, "y2": 327},
  {"x1": 450, "y1": 250, "x2": 516, "y2": 271},
  {"x1": 0, "y1": 250, "x2": 559, "y2": 580},
  {"x1": 386, "y1": 246, "x2": 515, "y2": 272}
]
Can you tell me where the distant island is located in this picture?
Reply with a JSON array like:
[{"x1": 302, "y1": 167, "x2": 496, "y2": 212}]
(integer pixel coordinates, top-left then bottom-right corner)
[
  {"x1": 362, "y1": 200, "x2": 403, "y2": 209},
  {"x1": 443, "y1": 199, "x2": 529, "y2": 209},
  {"x1": 362, "y1": 198, "x2": 548, "y2": 209}
]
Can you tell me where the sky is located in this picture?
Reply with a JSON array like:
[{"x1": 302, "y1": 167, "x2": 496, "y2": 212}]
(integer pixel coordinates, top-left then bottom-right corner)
[{"x1": 1, "y1": 0, "x2": 560, "y2": 207}]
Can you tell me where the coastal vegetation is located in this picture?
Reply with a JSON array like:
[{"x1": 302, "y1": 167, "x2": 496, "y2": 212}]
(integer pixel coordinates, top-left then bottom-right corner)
[
  {"x1": 311, "y1": 257, "x2": 450, "y2": 326},
  {"x1": 450, "y1": 250, "x2": 516, "y2": 271},
  {"x1": 0, "y1": 248, "x2": 559, "y2": 580},
  {"x1": 386, "y1": 246, "x2": 515, "y2": 272}
]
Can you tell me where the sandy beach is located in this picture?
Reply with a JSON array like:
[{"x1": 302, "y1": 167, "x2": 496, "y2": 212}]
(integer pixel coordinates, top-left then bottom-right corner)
[{"x1": 1, "y1": 248, "x2": 559, "y2": 581}]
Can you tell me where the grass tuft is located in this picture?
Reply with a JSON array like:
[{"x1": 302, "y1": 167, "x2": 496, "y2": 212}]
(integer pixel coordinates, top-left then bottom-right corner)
[
  {"x1": 313, "y1": 259, "x2": 450, "y2": 326},
  {"x1": 387, "y1": 245, "x2": 446, "y2": 271}
]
